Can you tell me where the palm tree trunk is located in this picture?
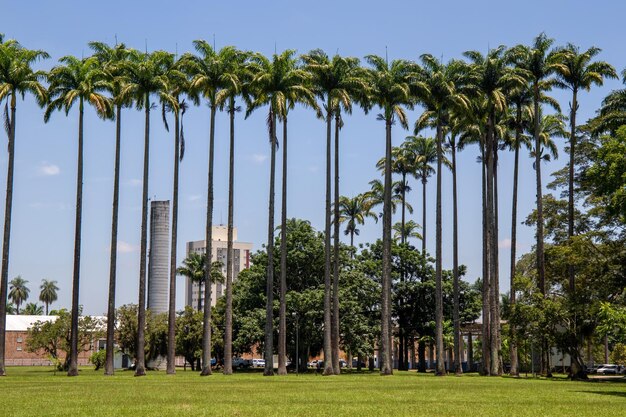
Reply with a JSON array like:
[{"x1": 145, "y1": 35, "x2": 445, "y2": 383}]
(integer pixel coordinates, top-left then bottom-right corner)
[
  {"x1": 264, "y1": 109, "x2": 277, "y2": 377},
  {"x1": 224, "y1": 100, "x2": 236, "y2": 376},
  {"x1": 421, "y1": 178, "x2": 427, "y2": 255},
  {"x1": 0, "y1": 92, "x2": 17, "y2": 377},
  {"x1": 166, "y1": 106, "x2": 180, "y2": 375},
  {"x1": 491, "y1": 145, "x2": 501, "y2": 376},
  {"x1": 568, "y1": 90, "x2": 577, "y2": 293},
  {"x1": 451, "y1": 137, "x2": 462, "y2": 376},
  {"x1": 68, "y1": 101, "x2": 85, "y2": 377},
  {"x1": 45, "y1": 302, "x2": 49, "y2": 316},
  {"x1": 509, "y1": 106, "x2": 521, "y2": 377},
  {"x1": 434, "y1": 119, "x2": 445, "y2": 377},
  {"x1": 332, "y1": 111, "x2": 341, "y2": 375},
  {"x1": 201, "y1": 104, "x2": 217, "y2": 376},
  {"x1": 277, "y1": 115, "x2": 288, "y2": 376},
  {"x1": 105, "y1": 104, "x2": 122, "y2": 376},
  {"x1": 380, "y1": 117, "x2": 393, "y2": 376},
  {"x1": 486, "y1": 112, "x2": 499, "y2": 377},
  {"x1": 481, "y1": 139, "x2": 491, "y2": 376},
  {"x1": 323, "y1": 105, "x2": 334, "y2": 376},
  {"x1": 399, "y1": 172, "x2": 406, "y2": 371},
  {"x1": 534, "y1": 88, "x2": 545, "y2": 297},
  {"x1": 135, "y1": 100, "x2": 150, "y2": 377}
]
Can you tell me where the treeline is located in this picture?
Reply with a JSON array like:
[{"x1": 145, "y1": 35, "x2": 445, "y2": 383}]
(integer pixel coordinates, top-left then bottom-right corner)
[{"x1": 0, "y1": 32, "x2": 625, "y2": 379}]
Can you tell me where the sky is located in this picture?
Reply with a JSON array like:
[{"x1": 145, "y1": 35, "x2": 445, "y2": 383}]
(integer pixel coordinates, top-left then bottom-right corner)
[{"x1": 1, "y1": 0, "x2": 624, "y2": 315}]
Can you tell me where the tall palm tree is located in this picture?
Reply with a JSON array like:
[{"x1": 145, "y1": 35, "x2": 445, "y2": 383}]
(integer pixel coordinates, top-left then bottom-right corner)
[
  {"x1": 162, "y1": 57, "x2": 195, "y2": 375},
  {"x1": 464, "y1": 46, "x2": 526, "y2": 375},
  {"x1": 246, "y1": 50, "x2": 314, "y2": 376},
  {"x1": 0, "y1": 36, "x2": 48, "y2": 376},
  {"x1": 45, "y1": 55, "x2": 112, "y2": 376},
  {"x1": 89, "y1": 40, "x2": 131, "y2": 376},
  {"x1": 183, "y1": 42, "x2": 239, "y2": 376},
  {"x1": 365, "y1": 55, "x2": 415, "y2": 375},
  {"x1": 513, "y1": 34, "x2": 561, "y2": 376},
  {"x1": 404, "y1": 136, "x2": 436, "y2": 254},
  {"x1": 413, "y1": 55, "x2": 471, "y2": 376},
  {"x1": 338, "y1": 194, "x2": 378, "y2": 253},
  {"x1": 118, "y1": 50, "x2": 176, "y2": 376},
  {"x1": 38, "y1": 279, "x2": 59, "y2": 315},
  {"x1": 553, "y1": 45, "x2": 617, "y2": 292},
  {"x1": 303, "y1": 50, "x2": 367, "y2": 375},
  {"x1": 8, "y1": 276, "x2": 29, "y2": 314},
  {"x1": 212, "y1": 48, "x2": 250, "y2": 376}
]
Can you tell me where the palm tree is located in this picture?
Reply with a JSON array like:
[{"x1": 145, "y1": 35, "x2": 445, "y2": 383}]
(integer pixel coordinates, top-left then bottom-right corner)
[
  {"x1": 365, "y1": 54, "x2": 415, "y2": 375},
  {"x1": 553, "y1": 45, "x2": 617, "y2": 293},
  {"x1": 364, "y1": 178, "x2": 406, "y2": 217},
  {"x1": 177, "y1": 253, "x2": 225, "y2": 311},
  {"x1": 209, "y1": 48, "x2": 249, "y2": 376},
  {"x1": 338, "y1": 194, "x2": 378, "y2": 252},
  {"x1": 0, "y1": 36, "x2": 48, "y2": 376},
  {"x1": 529, "y1": 111, "x2": 563, "y2": 169},
  {"x1": 513, "y1": 34, "x2": 561, "y2": 376},
  {"x1": 183, "y1": 42, "x2": 238, "y2": 376},
  {"x1": 277, "y1": 70, "x2": 318, "y2": 376},
  {"x1": 392, "y1": 220, "x2": 422, "y2": 242},
  {"x1": 404, "y1": 136, "x2": 437, "y2": 254},
  {"x1": 22, "y1": 302, "x2": 43, "y2": 315},
  {"x1": 246, "y1": 50, "x2": 313, "y2": 376},
  {"x1": 89, "y1": 40, "x2": 131, "y2": 376},
  {"x1": 464, "y1": 46, "x2": 526, "y2": 375},
  {"x1": 38, "y1": 279, "x2": 58, "y2": 315},
  {"x1": 118, "y1": 50, "x2": 176, "y2": 377},
  {"x1": 8, "y1": 276, "x2": 29, "y2": 314},
  {"x1": 45, "y1": 55, "x2": 112, "y2": 377},
  {"x1": 303, "y1": 50, "x2": 367, "y2": 375},
  {"x1": 413, "y1": 55, "x2": 471, "y2": 376}
]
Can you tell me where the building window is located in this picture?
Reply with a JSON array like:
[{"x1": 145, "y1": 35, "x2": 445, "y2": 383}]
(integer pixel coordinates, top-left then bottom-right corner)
[
  {"x1": 17, "y1": 337, "x2": 22, "y2": 343},
  {"x1": 16, "y1": 346, "x2": 22, "y2": 351}
]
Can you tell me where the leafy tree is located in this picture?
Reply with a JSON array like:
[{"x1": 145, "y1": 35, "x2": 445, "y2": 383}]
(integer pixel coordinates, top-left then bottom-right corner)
[
  {"x1": 8, "y1": 276, "x2": 29, "y2": 313},
  {"x1": 175, "y1": 306, "x2": 204, "y2": 370},
  {"x1": 45, "y1": 54, "x2": 113, "y2": 376},
  {"x1": 27, "y1": 309, "x2": 103, "y2": 371},
  {"x1": 39, "y1": 279, "x2": 59, "y2": 315},
  {"x1": 114, "y1": 304, "x2": 168, "y2": 366},
  {"x1": 0, "y1": 36, "x2": 48, "y2": 376}
]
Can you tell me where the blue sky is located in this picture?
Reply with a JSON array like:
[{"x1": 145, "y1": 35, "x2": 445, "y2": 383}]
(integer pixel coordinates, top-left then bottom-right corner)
[{"x1": 1, "y1": 0, "x2": 624, "y2": 314}]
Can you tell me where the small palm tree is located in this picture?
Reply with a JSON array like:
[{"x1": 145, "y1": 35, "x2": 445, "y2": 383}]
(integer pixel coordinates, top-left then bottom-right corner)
[
  {"x1": 392, "y1": 220, "x2": 422, "y2": 242},
  {"x1": 177, "y1": 253, "x2": 225, "y2": 311},
  {"x1": 39, "y1": 279, "x2": 59, "y2": 315},
  {"x1": 22, "y1": 302, "x2": 43, "y2": 315},
  {"x1": 8, "y1": 276, "x2": 29, "y2": 314},
  {"x1": 338, "y1": 194, "x2": 378, "y2": 252},
  {"x1": 0, "y1": 36, "x2": 48, "y2": 376},
  {"x1": 45, "y1": 55, "x2": 113, "y2": 377}
]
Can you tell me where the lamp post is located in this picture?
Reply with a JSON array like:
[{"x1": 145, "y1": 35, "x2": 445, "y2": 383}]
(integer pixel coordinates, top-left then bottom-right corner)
[{"x1": 292, "y1": 311, "x2": 299, "y2": 375}]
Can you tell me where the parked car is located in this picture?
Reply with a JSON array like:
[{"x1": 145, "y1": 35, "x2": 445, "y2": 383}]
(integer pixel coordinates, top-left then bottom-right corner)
[
  {"x1": 339, "y1": 359, "x2": 347, "y2": 368},
  {"x1": 597, "y1": 364, "x2": 620, "y2": 375},
  {"x1": 252, "y1": 358, "x2": 265, "y2": 368},
  {"x1": 232, "y1": 357, "x2": 252, "y2": 369},
  {"x1": 352, "y1": 359, "x2": 366, "y2": 368}
]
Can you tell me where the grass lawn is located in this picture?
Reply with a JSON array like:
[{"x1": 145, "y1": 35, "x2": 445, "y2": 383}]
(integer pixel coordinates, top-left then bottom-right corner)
[{"x1": 1, "y1": 367, "x2": 625, "y2": 416}]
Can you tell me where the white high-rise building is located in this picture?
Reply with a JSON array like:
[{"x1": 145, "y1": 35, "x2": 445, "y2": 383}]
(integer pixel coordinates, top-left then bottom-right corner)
[{"x1": 185, "y1": 226, "x2": 252, "y2": 310}]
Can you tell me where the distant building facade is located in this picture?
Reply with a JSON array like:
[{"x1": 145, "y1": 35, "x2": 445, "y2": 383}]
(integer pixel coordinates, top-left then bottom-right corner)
[
  {"x1": 147, "y1": 200, "x2": 170, "y2": 314},
  {"x1": 185, "y1": 226, "x2": 252, "y2": 310}
]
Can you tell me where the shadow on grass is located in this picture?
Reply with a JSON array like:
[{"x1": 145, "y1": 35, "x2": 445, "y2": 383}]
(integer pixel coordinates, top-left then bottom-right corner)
[{"x1": 578, "y1": 391, "x2": 626, "y2": 398}]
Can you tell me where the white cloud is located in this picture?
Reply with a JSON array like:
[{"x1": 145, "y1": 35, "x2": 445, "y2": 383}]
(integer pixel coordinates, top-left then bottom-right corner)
[
  {"x1": 117, "y1": 241, "x2": 138, "y2": 253},
  {"x1": 499, "y1": 238, "x2": 512, "y2": 249},
  {"x1": 125, "y1": 178, "x2": 142, "y2": 187},
  {"x1": 38, "y1": 162, "x2": 60, "y2": 176},
  {"x1": 188, "y1": 194, "x2": 202, "y2": 202},
  {"x1": 251, "y1": 154, "x2": 268, "y2": 164}
]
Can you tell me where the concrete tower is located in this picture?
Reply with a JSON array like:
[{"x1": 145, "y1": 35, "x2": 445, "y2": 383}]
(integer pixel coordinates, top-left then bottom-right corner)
[{"x1": 147, "y1": 200, "x2": 170, "y2": 314}]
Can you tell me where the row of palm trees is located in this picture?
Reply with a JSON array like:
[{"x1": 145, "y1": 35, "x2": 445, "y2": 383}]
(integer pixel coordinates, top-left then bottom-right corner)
[
  {"x1": 0, "y1": 33, "x2": 618, "y2": 378},
  {"x1": 6, "y1": 277, "x2": 58, "y2": 315}
]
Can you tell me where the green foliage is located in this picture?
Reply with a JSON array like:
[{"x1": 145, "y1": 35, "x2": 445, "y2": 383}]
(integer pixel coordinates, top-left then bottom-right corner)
[
  {"x1": 89, "y1": 349, "x2": 106, "y2": 371},
  {"x1": 26, "y1": 309, "x2": 104, "y2": 371},
  {"x1": 114, "y1": 304, "x2": 168, "y2": 365},
  {"x1": 610, "y1": 343, "x2": 626, "y2": 365},
  {"x1": 175, "y1": 306, "x2": 204, "y2": 370},
  {"x1": 22, "y1": 302, "x2": 43, "y2": 315}
]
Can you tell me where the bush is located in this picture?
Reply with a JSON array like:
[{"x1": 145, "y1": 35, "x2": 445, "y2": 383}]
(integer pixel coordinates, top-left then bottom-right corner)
[{"x1": 89, "y1": 349, "x2": 106, "y2": 371}]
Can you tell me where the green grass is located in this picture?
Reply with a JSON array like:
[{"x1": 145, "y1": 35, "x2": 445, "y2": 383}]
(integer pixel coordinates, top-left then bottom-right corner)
[{"x1": 1, "y1": 367, "x2": 625, "y2": 416}]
